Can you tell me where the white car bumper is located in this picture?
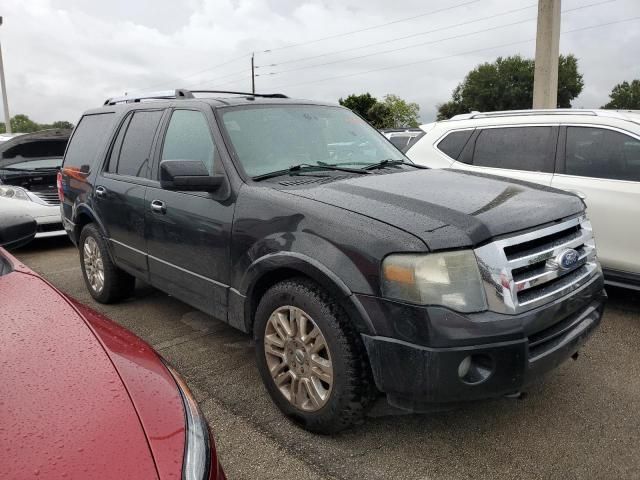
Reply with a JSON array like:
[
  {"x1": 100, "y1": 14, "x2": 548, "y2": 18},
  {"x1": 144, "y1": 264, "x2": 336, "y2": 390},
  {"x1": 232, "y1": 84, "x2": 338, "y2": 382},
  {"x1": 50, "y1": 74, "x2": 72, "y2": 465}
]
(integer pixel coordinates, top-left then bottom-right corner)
[{"x1": 0, "y1": 197, "x2": 66, "y2": 239}]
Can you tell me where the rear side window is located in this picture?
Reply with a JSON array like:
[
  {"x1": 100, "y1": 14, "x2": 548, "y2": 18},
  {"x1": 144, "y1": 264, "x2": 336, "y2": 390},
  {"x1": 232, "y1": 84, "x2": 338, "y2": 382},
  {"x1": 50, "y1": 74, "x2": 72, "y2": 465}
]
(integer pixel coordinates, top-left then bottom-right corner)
[
  {"x1": 63, "y1": 113, "x2": 115, "y2": 171},
  {"x1": 565, "y1": 127, "x2": 640, "y2": 182},
  {"x1": 107, "y1": 114, "x2": 132, "y2": 173},
  {"x1": 472, "y1": 127, "x2": 555, "y2": 172},
  {"x1": 114, "y1": 110, "x2": 163, "y2": 178},
  {"x1": 161, "y1": 110, "x2": 216, "y2": 175},
  {"x1": 436, "y1": 130, "x2": 473, "y2": 160}
]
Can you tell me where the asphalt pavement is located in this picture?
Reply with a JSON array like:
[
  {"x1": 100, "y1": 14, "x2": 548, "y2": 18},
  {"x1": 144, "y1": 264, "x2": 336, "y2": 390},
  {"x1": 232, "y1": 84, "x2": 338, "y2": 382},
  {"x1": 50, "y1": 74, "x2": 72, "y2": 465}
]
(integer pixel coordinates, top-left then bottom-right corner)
[{"x1": 14, "y1": 236, "x2": 640, "y2": 480}]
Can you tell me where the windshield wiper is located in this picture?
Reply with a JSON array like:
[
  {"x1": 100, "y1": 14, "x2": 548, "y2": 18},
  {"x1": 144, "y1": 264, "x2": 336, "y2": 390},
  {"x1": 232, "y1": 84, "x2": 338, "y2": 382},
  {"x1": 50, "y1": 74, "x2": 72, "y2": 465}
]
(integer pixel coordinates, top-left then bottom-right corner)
[
  {"x1": 363, "y1": 159, "x2": 428, "y2": 170},
  {"x1": 253, "y1": 163, "x2": 370, "y2": 181}
]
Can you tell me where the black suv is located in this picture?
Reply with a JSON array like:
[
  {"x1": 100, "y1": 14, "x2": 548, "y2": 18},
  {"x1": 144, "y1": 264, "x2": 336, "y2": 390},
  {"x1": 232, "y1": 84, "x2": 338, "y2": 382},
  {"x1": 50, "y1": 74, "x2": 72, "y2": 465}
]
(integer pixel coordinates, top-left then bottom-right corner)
[{"x1": 59, "y1": 90, "x2": 606, "y2": 433}]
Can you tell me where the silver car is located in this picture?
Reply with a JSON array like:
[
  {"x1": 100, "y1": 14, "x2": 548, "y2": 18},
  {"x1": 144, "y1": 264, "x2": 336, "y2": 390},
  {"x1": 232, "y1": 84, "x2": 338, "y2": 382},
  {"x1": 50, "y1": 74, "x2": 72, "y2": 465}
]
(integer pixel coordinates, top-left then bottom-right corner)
[{"x1": 0, "y1": 129, "x2": 70, "y2": 240}]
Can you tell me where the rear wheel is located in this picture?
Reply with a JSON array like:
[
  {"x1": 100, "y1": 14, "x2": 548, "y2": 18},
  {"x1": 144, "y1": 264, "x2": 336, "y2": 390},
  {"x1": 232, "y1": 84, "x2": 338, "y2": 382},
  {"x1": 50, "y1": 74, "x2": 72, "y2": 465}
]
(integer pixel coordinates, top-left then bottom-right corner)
[
  {"x1": 79, "y1": 224, "x2": 135, "y2": 303},
  {"x1": 254, "y1": 278, "x2": 374, "y2": 433}
]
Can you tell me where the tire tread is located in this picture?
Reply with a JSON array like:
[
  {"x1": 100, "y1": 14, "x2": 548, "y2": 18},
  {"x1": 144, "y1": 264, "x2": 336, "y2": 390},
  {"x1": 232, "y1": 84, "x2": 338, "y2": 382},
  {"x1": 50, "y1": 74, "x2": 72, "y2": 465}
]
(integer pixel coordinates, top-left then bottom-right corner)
[{"x1": 255, "y1": 277, "x2": 376, "y2": 434}]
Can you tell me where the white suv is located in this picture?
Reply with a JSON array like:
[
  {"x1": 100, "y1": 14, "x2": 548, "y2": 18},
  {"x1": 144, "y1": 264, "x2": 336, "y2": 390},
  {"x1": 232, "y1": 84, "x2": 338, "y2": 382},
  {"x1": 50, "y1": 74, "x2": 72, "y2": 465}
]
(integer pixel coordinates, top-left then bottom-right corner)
[{"x1": 407, "y1": 109, "x2": 640, "y2": 290}]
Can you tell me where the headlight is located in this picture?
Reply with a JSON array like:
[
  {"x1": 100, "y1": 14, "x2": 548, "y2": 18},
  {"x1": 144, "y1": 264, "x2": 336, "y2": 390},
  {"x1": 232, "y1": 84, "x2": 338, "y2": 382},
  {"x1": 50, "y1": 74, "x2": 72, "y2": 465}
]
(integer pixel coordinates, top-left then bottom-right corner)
[
  {"x1": 0, "y1": 185, "x2": 32, "y2": 202},
  {"x1": 163, "y1": 361, "x2": 212, "y2": 480},
  {"x1": 381, "y1": 251, "x2": 488, "y2": 312}
]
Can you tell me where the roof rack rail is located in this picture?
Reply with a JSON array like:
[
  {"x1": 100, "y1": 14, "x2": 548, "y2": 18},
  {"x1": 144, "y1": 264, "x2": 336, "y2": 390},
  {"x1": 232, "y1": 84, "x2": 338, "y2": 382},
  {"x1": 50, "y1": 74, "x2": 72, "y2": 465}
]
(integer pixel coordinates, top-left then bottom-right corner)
[
  {"x1": 188, "y1": 90, "x2": 288, "y2": 99},
  {"x1": 104, "y1": 89, "x2": 194, "y2": 106},
  {"x1": 103, "y1": 88, "x2": 288, "y2": 106},
  {"x1": 450, "y1": 109, "x2": 598, "y2": 120}
]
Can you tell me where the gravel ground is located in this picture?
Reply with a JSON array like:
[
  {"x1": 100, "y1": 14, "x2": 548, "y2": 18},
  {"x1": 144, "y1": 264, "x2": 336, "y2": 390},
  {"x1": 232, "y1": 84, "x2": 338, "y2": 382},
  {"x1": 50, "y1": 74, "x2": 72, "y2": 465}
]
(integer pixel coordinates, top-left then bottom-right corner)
[{"x1": 14, "y1": 236, "x2": 640, "y2": 480}]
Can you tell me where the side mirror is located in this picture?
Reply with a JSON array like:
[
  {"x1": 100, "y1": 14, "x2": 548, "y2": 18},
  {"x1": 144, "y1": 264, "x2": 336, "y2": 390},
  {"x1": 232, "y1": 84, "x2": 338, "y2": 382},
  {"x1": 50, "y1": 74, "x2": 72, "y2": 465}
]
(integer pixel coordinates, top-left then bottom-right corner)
[
  {"x1": 0, "y1": 210, "x2": 37, "y2": 249},
  {"x1": 160, "y1": 160, "x2": 224, "y2": 192}
]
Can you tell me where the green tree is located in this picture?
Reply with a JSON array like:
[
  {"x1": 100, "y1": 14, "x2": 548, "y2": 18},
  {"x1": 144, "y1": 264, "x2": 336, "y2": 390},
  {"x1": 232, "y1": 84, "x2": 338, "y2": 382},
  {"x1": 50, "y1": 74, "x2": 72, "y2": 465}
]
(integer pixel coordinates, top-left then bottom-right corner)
[
  {"x1": 436, "y1": 54, "x2": 584, "y2": 120},
  {"x1": 367, "y1": 102, "x2": 392, "y2": 129},
  {"x1": 51, "y1": 120, "x2": 74, "y2": 129},
  {"x1": 9, "y1": 114, "x2": 41, "y2": 133},
  {"x1": 339, "y1": 93, "x2": 378, "y2": 122},
  {"x1": 380, "y1": 94, "x2": 420, "y2": 128},
  {"x1": 0, "y1": 115, "x2": 74, "y2": 133},
  {"x1": 602, "y1": 80, "x2": 640, "y2": 109}
]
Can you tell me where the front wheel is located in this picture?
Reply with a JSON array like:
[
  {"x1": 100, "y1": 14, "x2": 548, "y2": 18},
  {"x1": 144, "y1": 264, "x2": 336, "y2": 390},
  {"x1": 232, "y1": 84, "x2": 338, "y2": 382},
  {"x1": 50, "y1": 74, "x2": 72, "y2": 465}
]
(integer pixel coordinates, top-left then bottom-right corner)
[{"x1": 254, "y1": 278, "x2": 374, "y2": 434}]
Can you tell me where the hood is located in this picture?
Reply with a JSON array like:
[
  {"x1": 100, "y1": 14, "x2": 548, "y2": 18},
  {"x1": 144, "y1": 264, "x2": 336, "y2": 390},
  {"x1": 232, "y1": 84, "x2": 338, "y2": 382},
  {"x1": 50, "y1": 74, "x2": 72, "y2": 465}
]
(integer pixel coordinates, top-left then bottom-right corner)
[
  {"x1": 0, "y1": 261, "x2": 159, "y2": 479},
  {"x1": 0, "y1": 129, "x2": 70, "y2": 165},
  {"x1": 285, "y1": 169, "x2": 584, "y2": 250}
]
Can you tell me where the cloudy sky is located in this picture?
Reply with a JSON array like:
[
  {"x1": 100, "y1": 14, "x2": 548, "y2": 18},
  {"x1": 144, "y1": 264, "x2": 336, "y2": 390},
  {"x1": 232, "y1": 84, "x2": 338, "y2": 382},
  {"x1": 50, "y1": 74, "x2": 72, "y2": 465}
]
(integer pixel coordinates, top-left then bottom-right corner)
[{"x1": 1, "y1": 0, "x2": 639, "y2": 124}]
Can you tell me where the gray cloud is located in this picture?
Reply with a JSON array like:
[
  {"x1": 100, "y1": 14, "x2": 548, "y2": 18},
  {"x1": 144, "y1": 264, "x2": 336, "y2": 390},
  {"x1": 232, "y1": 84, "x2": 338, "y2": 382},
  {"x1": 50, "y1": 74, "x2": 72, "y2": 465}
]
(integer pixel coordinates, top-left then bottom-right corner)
[{"x1": 1, "y1": 0, "x2": 639, "y2": 124}]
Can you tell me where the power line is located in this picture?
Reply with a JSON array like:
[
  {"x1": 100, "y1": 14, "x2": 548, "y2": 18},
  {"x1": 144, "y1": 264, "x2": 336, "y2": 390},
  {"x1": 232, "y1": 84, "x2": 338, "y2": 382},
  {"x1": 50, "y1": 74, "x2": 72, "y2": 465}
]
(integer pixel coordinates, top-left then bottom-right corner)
[
  {"x1": 260, "y1": 0, "x2": 613, "y2": 69},
  {"x1": 262, "y1": 0, "x2": 483, "y2": 53},
  {"x1": 181, "y1": 67, "x2": 249, "y2": 89},
  {"x1": 138, "y1": 1, "x2": 482, "y2": 93},
  {"x1": 135, "y1": 52, "x2": 252, "y2": 93},
  {"x1": 260, "y1": 3, "x2": 537, "y2": 68},
  {"x1": 260, "y1": 0, "x2": 615, "y2": 77},
  {"x1": 203, "y1": 74, "x2": 252, "y2": 89},
  {"x1": 268, "y1": 16, "x2": 640, "y2": 91}
]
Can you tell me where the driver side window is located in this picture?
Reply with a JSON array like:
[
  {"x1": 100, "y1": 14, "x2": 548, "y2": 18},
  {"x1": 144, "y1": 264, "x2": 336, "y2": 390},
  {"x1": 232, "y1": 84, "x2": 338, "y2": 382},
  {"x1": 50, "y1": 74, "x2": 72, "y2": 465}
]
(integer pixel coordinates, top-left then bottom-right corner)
[{"x1": 161, "y1": 110, "x2": 217, "y2": 175}]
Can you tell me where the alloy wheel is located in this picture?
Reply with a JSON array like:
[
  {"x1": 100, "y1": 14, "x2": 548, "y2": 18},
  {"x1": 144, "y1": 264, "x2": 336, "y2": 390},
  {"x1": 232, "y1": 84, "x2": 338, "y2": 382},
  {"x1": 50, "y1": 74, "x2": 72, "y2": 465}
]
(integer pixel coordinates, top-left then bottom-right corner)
[
  {"x1": 83, "y1": 236, "x2": 104, "y2": 293},
  {"x1": 264, "y1": 306, "x2": 333, "y2": 412}
]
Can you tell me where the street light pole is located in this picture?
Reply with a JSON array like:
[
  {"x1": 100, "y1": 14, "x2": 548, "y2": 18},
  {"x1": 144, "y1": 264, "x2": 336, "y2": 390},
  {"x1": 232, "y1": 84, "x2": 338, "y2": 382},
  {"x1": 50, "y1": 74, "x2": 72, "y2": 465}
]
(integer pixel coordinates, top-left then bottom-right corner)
[
  {"x1": 532, "y1": 0, "x2": 561, "y2": 109},
  {"x1": 251, "y1": 52, "x2": 255, "y2": 95},
  {"x1": 0, "y1": 17, "x2": 11, "y2": 133}
]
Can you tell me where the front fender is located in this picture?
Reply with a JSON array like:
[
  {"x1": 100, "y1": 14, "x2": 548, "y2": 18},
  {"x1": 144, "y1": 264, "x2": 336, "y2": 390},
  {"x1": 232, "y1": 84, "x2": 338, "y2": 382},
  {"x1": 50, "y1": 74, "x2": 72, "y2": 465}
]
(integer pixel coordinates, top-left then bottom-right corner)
[{"x1": 235, "y1": 249, "x2": 376, "y2": 336}]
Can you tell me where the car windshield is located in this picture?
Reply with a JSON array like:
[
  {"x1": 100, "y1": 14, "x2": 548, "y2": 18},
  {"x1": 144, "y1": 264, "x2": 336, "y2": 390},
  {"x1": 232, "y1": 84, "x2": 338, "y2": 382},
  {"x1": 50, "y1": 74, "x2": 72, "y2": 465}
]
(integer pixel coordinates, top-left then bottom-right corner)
[{"x1": 220, "y1": 105, "x2": 407, "y2": 177}]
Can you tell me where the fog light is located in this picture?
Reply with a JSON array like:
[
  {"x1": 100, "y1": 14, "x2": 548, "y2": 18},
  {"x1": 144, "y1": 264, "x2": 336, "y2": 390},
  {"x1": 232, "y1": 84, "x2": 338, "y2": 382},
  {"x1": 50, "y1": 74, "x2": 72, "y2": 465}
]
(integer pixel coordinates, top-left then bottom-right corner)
[
  {"x1": 458, "y1": 354, "x2": 494, "y2": 385},
  {"x1": 458, "y1": 356, "x2": 472, "y2": 378}
]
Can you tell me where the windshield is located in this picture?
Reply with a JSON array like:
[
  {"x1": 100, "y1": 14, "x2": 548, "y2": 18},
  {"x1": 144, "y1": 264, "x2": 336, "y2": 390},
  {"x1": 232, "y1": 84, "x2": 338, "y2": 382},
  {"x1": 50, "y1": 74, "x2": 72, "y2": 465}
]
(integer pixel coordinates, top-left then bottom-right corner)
[{"x1": 220, "y1": 105, "x2": 407, "y2": 177}]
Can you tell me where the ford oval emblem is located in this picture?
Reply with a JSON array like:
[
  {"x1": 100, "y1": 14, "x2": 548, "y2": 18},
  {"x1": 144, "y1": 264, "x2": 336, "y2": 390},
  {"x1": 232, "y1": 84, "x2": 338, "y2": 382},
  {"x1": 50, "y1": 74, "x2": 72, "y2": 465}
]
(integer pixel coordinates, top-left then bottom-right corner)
[{"x1": 556, "y1": 249, "x2": 580, "y2": 270}]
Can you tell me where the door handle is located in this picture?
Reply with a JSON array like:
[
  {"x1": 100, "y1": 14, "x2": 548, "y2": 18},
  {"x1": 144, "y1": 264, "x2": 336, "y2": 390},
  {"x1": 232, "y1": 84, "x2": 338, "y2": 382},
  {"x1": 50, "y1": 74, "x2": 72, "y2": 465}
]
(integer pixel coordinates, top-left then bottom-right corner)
[
  {"x1": 150, "y1": 199, "x2": 167, "y2": 214},
  {"x1": 95, "y1": 186, "x2": 106, "y2": 197}
]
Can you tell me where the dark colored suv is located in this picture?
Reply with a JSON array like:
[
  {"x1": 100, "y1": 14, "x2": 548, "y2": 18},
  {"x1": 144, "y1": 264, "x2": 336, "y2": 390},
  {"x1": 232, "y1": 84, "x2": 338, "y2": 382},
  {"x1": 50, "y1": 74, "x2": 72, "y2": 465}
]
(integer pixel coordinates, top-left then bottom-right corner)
[{"x1": 59, "y1": 89, "x2": 606, "y2": 433}]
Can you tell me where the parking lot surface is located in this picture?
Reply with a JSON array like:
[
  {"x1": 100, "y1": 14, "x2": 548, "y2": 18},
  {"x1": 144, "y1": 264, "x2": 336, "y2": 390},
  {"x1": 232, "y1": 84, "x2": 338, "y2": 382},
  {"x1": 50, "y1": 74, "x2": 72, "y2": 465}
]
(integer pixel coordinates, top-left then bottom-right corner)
[{"x1": 14, "y1": 237, "x2": 640, "y2": 480}]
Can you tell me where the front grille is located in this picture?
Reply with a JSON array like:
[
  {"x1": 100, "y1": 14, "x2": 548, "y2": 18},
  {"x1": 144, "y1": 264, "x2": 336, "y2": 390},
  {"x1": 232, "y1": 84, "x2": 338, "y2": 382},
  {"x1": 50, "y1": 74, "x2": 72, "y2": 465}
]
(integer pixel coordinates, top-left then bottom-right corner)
[
  {"x1": 32, "y1": 190, "x2": 60, "y2": 206},
  {"x1": 475, "y1": 215, "x2": 599, "y2": 314}
]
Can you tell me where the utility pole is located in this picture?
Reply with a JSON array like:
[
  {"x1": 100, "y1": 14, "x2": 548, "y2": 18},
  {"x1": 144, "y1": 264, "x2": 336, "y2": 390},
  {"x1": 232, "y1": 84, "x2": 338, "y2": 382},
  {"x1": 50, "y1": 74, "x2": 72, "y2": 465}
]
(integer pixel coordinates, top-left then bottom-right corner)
[
  {"x1": 0, "y1": 17, "x2": 11, "y2": 133},
  {"x1": 532, "y1": 0, "x2": 561, "y2": 109},
  {"x1": 251, "y1": 52, "x2": 255, "y2": 95}
]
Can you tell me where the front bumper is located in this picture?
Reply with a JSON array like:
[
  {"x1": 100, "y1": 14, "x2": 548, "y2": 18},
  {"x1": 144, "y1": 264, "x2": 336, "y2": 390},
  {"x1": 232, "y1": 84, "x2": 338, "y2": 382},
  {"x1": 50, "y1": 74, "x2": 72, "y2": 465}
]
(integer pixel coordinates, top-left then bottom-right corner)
[
  {"x1": 34, "y1": 214, "x2": 66, "y2": 238},
  {"x1": 359, "y1": 273, "x2": 606, "y2": 412}
]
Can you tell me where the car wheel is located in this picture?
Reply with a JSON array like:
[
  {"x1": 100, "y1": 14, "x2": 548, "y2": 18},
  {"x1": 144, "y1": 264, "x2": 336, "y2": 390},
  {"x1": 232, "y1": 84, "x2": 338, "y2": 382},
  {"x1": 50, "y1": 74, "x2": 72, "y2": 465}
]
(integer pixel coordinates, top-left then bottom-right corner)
[
  {"x1": 79, "y1": 224, "x2": 135, "y2": 303},
  {"x1": 254, "y1": 278, "x2": 375, "y2": 434}
]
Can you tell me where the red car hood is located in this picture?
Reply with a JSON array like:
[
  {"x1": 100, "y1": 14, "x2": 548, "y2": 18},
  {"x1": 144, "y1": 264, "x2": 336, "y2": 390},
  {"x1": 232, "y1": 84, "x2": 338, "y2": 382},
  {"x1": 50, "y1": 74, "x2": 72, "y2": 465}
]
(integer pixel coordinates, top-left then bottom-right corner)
[{"x1": 0, "y1": 261, "x2": 159, "y2": 479}]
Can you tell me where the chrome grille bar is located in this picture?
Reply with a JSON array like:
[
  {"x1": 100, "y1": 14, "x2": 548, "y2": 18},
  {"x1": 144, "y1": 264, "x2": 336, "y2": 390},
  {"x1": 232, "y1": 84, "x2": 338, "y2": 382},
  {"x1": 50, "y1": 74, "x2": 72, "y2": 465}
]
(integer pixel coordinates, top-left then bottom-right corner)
[
  {"x1": 32, "y1": 191, "x2": 60, "y2": 206},
  {"x1": 474, "y1": 215, "x2": 601, "y2": 314}
]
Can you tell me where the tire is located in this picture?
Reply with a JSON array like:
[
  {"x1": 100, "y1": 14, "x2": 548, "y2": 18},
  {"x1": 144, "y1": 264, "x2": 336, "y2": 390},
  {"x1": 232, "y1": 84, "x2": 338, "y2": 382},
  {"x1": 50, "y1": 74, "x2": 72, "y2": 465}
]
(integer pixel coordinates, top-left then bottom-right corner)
[
  {"x1": 79, "y1": 223, "x2": 135, "y2": 303},
  {"x1": 254, "y1": 278, "x2": 375, "y2": 434}
]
